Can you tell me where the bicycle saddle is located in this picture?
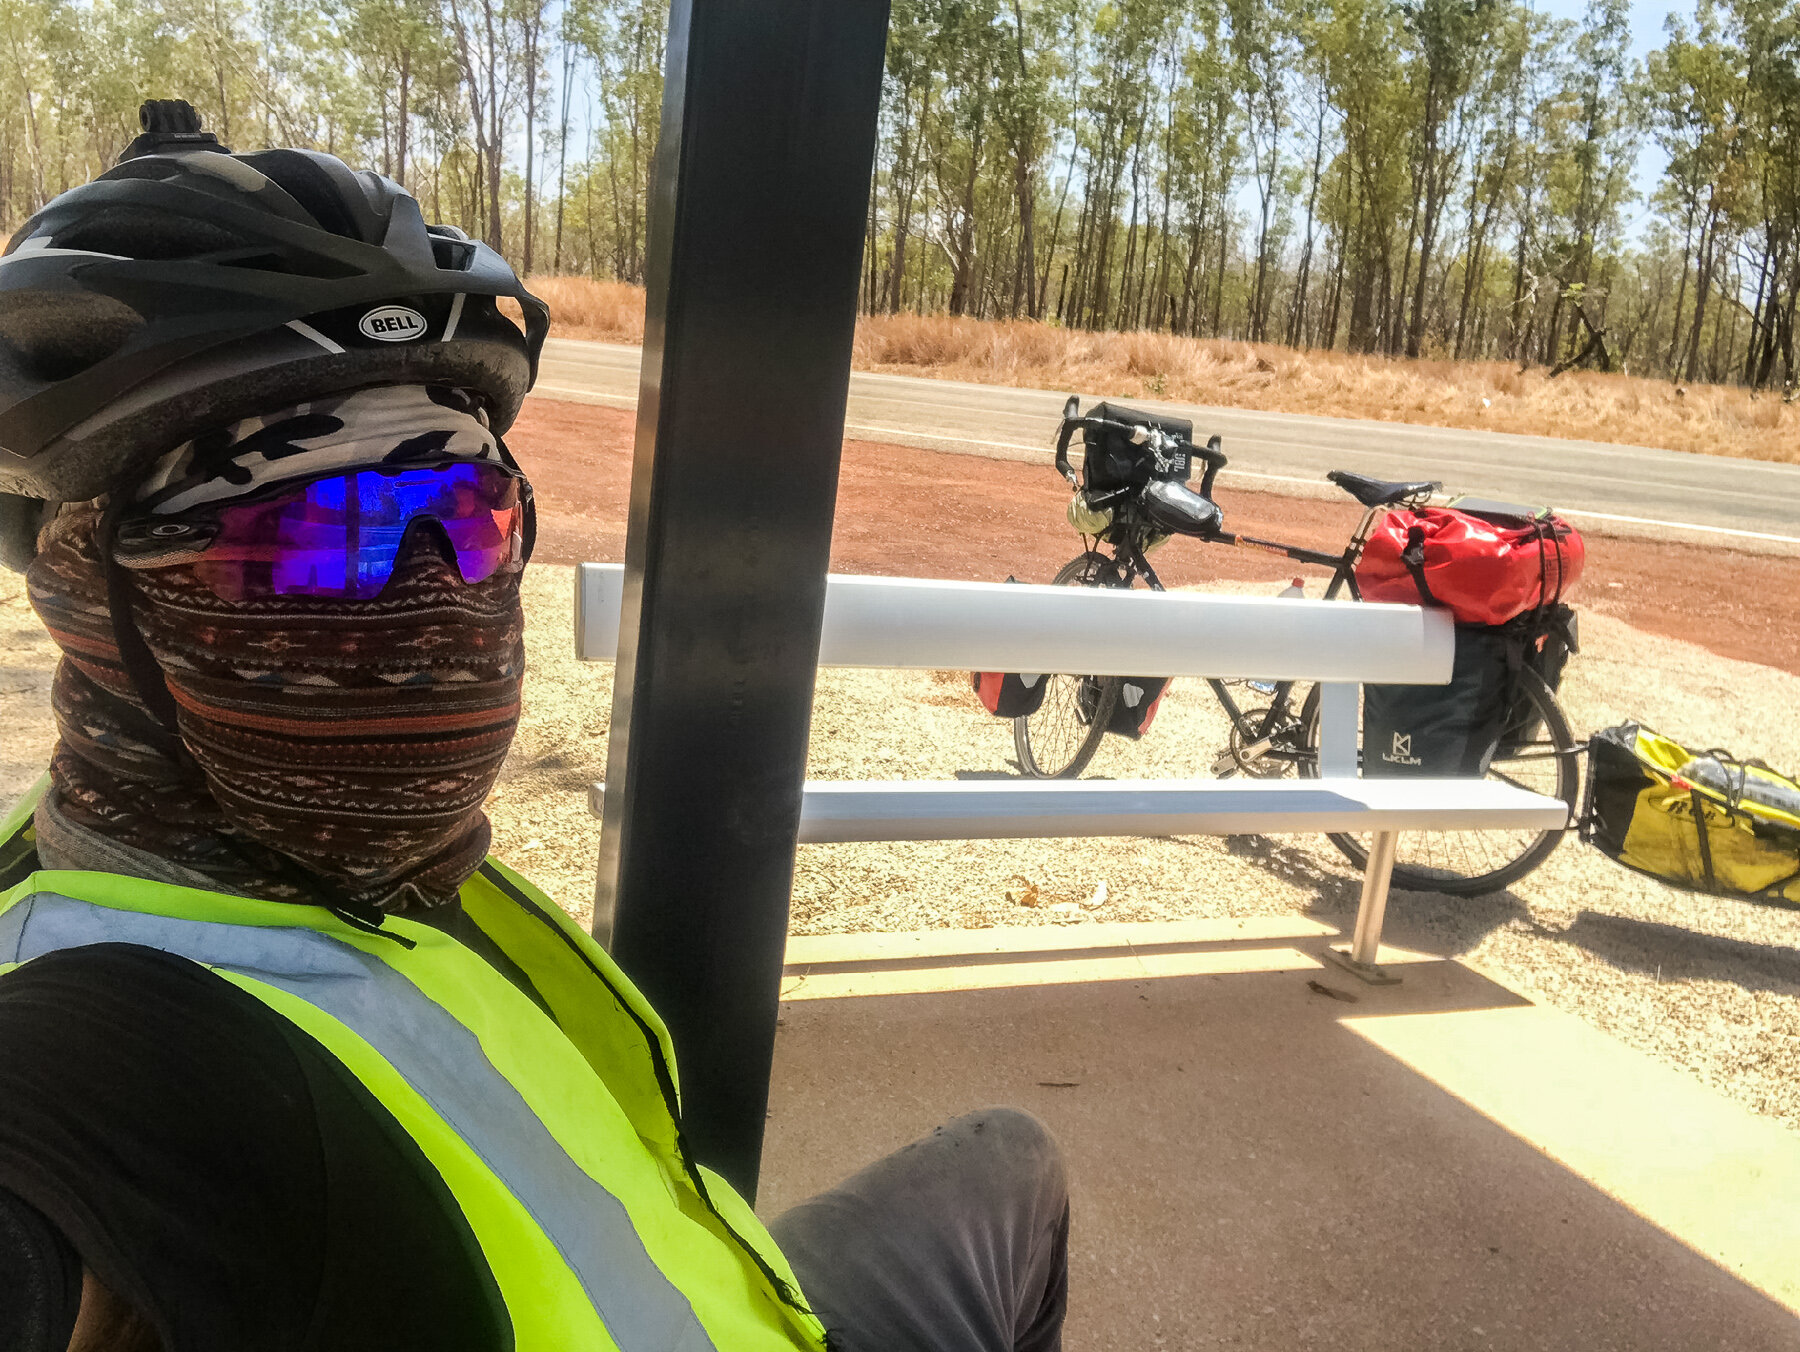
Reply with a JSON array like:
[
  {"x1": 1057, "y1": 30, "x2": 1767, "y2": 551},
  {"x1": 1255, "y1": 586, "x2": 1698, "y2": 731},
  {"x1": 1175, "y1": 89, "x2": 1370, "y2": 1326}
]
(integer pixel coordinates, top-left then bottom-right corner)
[
  {"x1": 1139, "y1": 478, "x2": 1223, "y2": 538},
  {"x1": 1326, "y1": 470, "x2": 1441, "y2": 508}
]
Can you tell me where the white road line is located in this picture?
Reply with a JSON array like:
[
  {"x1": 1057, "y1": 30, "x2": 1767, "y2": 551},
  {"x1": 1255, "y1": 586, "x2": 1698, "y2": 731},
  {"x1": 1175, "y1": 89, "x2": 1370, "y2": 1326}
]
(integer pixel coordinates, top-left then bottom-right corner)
[
  {"x1": 528, "y1": 388, "x2": 1799, "y2": 546},
  {"x1": 844, "y1": 422, "x2": 1044, "y2": 454},
  {"x1": 533, "y1": 384, "x2": 639, "y2": 406},
  {"x1": 1550, "y1": 508, "x2": 1800, "y2": 545}
]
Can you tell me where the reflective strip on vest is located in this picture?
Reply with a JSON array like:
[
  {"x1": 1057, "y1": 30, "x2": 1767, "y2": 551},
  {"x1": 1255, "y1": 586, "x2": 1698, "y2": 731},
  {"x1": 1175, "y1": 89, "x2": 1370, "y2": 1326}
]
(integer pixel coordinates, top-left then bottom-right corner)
[{"x1": 0, "y1": 892, "x2": 718, "y2": 1352}]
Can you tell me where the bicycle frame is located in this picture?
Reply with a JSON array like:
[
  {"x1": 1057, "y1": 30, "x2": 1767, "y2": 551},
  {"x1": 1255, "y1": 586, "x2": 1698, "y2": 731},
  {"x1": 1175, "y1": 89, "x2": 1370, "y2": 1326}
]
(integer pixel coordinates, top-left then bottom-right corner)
[{"x1": 1092, "y1": 500, "x2": 1398, "y2": 773}]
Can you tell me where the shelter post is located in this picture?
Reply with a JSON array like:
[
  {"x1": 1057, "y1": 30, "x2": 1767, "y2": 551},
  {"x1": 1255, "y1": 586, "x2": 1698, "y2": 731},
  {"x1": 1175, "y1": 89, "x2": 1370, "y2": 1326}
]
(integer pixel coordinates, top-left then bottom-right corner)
[{"x1": 594, "y1": 0, "x2": 891, "y2": 1200}]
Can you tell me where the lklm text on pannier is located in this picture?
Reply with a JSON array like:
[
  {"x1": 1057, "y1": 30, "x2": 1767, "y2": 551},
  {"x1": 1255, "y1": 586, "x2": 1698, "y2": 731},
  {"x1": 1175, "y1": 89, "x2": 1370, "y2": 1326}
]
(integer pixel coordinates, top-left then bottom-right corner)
[{"x1": 1362, "y1": 626, "x2": 1513, "y2": 777}]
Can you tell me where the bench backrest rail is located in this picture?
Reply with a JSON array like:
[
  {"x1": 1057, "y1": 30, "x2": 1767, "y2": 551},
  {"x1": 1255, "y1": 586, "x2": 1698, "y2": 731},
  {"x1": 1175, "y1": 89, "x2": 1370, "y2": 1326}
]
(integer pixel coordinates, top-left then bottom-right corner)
[{"x1": 576, "y1": 563, "x2": 1453, "y2": 685}]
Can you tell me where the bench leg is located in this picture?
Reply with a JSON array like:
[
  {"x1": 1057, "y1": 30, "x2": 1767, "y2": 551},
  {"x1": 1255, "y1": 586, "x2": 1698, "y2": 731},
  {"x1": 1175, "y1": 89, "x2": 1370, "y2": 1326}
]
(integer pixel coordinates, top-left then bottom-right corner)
[{"x1": 1323, "y1": 830, "x2": 1402, "y2": 986}]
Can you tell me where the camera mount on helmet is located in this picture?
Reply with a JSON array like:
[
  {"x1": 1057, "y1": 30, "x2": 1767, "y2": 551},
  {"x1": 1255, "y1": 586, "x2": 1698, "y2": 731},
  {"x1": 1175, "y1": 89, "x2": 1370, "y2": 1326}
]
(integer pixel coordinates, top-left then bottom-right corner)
[{"x1": 119, "y1": 98, "x2": 229, "y2": 161}]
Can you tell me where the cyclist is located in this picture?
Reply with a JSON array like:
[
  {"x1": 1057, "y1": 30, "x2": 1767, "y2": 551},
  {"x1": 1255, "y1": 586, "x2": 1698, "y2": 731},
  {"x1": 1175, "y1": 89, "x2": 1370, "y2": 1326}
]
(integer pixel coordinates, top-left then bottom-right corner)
[{"x1": 0, "y1": 102, "x2": 1069, "y2": 1352}]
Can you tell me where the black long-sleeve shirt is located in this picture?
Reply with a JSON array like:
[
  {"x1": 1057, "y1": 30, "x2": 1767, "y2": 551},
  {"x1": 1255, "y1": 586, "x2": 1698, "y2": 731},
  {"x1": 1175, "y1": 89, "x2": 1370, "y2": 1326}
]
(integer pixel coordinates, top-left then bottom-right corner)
[{"x1": 0, "y1": 942, "x2": 511, "y2": 1351}]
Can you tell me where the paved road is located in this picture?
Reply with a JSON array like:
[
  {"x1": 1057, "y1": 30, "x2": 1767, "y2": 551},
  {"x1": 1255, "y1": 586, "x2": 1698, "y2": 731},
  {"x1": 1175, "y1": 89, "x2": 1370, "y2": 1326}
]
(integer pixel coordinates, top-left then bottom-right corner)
[{"x1": 535, "y1": 337, "x2": 1800, "y2": 548}]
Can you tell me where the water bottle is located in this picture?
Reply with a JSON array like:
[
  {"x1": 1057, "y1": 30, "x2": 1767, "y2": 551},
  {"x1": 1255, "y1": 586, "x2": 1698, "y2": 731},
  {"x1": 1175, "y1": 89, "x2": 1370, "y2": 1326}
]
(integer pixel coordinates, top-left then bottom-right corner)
[
  {"x1": 1676, "y1": 756, "x2": 1800, "y2": 818},
  {"x1": 1247, "y1": 581, "x2": 1306, "y2": 694}
]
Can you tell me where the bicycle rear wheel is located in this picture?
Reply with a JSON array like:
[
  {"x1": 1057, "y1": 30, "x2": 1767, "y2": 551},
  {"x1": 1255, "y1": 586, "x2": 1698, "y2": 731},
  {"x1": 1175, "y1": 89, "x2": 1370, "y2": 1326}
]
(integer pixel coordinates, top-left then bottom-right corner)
[
  {"x1": 1299, "y1": 668, "x2": 1579, "y2": 896},
  {"x1": 1014, "y1": 552, "x2": 1122, "y2": 779}
]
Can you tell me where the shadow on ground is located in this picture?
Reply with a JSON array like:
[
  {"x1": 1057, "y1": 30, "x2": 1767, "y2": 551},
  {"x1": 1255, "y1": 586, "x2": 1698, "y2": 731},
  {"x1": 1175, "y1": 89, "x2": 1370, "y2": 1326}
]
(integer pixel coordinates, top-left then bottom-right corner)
[
  {"x1": 1544, "y1": 909, "x2": 1800, "y2": 996},
  {"x1": 764, "y1": 950, "x2": 1799, "y2": 1350}
]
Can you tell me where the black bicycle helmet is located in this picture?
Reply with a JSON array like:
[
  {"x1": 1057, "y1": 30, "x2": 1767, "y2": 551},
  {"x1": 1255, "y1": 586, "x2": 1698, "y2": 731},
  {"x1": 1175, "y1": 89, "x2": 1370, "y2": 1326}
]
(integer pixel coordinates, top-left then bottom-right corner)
[{"x1": 0, "y1": 99, "x2": 548, "y2": 517}]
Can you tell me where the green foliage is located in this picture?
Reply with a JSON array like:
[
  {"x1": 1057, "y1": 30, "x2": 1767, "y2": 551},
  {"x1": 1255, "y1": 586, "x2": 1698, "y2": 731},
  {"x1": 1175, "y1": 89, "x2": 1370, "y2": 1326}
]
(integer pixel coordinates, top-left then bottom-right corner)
[{"x1": 0, "y1": 0, "x2": 1792, "y2": 389}]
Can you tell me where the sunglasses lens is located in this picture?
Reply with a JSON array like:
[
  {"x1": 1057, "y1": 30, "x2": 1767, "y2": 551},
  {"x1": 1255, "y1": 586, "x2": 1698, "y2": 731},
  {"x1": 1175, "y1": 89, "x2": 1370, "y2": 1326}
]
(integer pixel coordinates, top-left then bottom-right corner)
[{"x1": 189, "y1": 463, "x2": 525, "y2": 600}]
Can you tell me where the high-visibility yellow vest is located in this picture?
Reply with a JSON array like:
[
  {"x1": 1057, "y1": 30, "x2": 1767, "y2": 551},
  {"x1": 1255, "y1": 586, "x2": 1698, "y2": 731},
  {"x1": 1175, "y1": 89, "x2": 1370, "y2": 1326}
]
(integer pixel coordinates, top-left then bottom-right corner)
[{"x1": 0, "y1": 778, "x2": 828, "y2": 1352}]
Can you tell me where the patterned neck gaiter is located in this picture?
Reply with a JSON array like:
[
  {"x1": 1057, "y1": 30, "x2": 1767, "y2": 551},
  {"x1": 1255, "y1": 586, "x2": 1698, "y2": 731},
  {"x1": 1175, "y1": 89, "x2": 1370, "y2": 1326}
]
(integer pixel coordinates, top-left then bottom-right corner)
[{"x1": 26, "y1": 388, "x2": 526, "y2": 915}]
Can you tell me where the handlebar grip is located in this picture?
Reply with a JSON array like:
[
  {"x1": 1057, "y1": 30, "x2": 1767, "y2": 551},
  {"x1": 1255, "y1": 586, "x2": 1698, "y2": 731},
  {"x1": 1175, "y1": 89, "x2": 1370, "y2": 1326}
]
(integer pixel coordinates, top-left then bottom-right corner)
[
  {"x1": 1054, "y1": 419, "x2": 1081, "y2": 486},
  {"x1": 1194, "y1": 434, "x2": 1226, "y2": 501}
]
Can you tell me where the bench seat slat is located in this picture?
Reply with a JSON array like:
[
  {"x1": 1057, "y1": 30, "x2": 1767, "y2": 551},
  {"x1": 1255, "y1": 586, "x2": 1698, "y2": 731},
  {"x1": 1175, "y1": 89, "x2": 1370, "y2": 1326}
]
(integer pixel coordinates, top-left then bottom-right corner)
[{"x1": 589, "y1": 778, "x2": 1570, "y2": 844}]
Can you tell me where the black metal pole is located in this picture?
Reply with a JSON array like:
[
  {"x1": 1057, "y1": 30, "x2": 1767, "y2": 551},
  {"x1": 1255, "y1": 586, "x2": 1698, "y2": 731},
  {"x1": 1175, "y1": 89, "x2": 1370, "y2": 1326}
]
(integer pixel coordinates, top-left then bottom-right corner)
[{"x1": 594, "y1": 0, "x2": 890, "y2": 1200}]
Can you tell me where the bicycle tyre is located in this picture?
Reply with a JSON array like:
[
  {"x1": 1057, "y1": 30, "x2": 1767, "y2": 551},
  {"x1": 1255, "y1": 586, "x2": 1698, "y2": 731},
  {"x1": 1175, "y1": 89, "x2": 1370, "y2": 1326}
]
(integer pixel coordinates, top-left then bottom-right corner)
[
  {"x1": 1013, "y1": 553, "x2": 1122, "y2": 779},
  {"x1": 1299, "y1": 668, "x2": 1579, "y2": 896}
]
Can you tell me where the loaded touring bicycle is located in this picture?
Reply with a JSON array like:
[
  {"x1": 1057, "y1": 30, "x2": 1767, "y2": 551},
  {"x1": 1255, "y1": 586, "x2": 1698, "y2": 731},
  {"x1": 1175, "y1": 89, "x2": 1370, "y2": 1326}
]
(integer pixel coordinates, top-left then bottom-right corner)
[{"x1": 995, "y1": 396, "x2": 1584, "y2": 898}]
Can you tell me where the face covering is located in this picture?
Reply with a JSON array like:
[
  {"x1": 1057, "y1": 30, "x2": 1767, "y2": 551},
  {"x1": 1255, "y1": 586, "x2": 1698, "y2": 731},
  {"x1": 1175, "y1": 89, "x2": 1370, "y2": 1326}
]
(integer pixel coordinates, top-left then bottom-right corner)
[{"x1": 26, "y1": 386, "x2": 526, "y2": 915}]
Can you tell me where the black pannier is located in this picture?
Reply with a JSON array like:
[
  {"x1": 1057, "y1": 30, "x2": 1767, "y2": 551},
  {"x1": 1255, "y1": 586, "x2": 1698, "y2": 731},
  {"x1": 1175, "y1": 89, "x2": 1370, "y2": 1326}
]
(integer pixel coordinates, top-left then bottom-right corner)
[
  {"x1": 972, "y1": 670, "x2": 1048, "y2": 718},
  {"x1": 1080, "y1": 402, "x2": 1194, "y2": 494},
  {"x1": 1500, "y1": 602, "x2": 1577, "y2": 751},
  {"x1": 1106, "y1": 676, "x2": 1171, "y2": 739},
  {"x1": 970, "y1": 575, "x2": 1050, "y2": 718},
  {"x1": 1362, "y1": 626, "x2": 1512, "y2": 777}
]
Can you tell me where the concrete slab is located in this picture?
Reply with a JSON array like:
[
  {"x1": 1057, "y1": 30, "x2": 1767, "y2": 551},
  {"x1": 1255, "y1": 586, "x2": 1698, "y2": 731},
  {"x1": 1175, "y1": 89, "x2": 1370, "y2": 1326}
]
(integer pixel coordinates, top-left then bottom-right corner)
[{"x1": 761, "y1": 920, "x2": 1800, "y2": 1350}]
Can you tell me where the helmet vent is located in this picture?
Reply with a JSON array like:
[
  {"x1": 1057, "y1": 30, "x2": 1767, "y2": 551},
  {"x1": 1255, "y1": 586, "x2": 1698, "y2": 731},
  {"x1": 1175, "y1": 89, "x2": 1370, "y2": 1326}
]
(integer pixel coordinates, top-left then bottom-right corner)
[
  {"x1": 56, "y1": 207, "x2": 252, "y2": 261},
  {"x1": 216, "y1": 250, "x2": 362, "y2": 280},
  {"x1": 0, "y1": 292, "x2": 144, "y2": 382},
  {"x1": 430, "y1": 235, "x2": 477, "y2": 271}
]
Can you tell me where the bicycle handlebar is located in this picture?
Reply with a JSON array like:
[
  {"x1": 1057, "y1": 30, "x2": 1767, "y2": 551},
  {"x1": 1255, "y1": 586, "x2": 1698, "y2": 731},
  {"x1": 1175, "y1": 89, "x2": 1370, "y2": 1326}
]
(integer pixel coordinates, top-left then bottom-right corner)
[
  {"x1": 1055, "y1": 411, "x2": 1229, "y2": 501},
  {"x1": 1054, "y1": 417, "x2": 1083, "y2": 487},
  {"x1": 1194, "y1": 433, "x2": 1226, "y2": 500}
]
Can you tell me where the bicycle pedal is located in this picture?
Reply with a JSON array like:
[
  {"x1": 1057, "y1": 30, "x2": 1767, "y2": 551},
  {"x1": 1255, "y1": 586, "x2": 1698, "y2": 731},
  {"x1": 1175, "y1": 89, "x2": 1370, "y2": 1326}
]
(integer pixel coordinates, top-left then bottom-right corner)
[{"x1": 1210, "y1": 751, "x2": 1240, "y2": 776}]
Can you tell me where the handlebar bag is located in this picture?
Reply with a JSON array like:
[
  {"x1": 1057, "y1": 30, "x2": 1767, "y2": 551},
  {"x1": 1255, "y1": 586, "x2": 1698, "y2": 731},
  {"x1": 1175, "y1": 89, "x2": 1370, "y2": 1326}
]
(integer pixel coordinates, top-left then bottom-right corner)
[
  {"x1": 1356, "y1": 505, "x2": 1584, "y2": 625},
  {"x1": 1362, "y1": 625, "x2": 1512, "y2": 777},
  {"x1": 972, "y1": 670, "x2": 1047, "y2": 718},
  {"x1": 1081, "y1": 402, "x2": 1194, "y2": 493},
  {"x1": 1583, "y1": 723, "x2": 1800, "y2": 904},
  {"x1": 1105, "y1": 676, "x2": 1171, "y2": 739}
]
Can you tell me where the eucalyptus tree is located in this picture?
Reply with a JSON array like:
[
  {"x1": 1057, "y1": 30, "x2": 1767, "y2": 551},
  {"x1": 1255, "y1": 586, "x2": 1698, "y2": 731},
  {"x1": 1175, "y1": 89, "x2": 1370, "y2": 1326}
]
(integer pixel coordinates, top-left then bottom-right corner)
[
  {"x1": 1164, "y1": 5, "x2": 1242, "y2": 336},
  {"x1": 1647, "y1": 0, "x2": 1749, "y2": 380},
  {"x1": 1224, "y1": 0, "x2": 1294, "y2": 341},
  {"x1": 1313, "y1": 0, "x2": 1413, "y2": 352},
  {"x1": 1397, "y1": 0, "x2": 1498, "y2": 357},
  {"x1": 1723, "y1": 0, "x2": 1798, "y2": 391},
  {"x1": 565, "y1": 0, "x2": 665, "y2": 282},
  {"x1": 338, "y1": 0, "x2": 458, "y2": 189},
  {"x1": 1448, "y1": 0, "x2": 1531, "y2": 357}
]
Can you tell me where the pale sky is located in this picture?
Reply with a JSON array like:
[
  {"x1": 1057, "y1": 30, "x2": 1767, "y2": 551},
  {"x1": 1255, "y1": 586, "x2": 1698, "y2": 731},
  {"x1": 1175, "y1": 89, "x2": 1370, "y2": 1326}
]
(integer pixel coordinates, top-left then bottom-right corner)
[
  {"x1": 1536, "y1": 1, "x2": 1692, "y2": 232},
  {"x1": 1535, "y1": 1, "x2": 1691, "y2": 55}
]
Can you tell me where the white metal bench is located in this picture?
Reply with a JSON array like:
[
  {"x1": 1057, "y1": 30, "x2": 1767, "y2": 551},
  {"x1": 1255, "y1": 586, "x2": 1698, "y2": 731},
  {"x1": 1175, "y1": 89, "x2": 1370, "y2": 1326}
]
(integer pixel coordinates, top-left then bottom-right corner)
[{"x1": 576, "y1": 564, "x2": 1570, "y2": 982}]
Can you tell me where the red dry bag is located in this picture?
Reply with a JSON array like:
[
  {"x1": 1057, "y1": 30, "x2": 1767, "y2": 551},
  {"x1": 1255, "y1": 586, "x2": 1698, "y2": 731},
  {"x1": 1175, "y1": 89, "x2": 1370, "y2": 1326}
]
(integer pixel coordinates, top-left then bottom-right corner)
[{"x1": 1356, "y1": 502, "x2": 1584, "y2": 625}]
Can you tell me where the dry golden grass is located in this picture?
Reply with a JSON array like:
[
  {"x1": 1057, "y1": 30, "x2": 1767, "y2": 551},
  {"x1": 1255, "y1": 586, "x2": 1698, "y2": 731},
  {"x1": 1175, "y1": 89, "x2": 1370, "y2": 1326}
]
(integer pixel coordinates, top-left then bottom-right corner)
[
  {"x1": 529, "y1": 276, "x2": 1799, "y2": 465},
  {"x1": 527, "y1": 276, "x2": 649, "y2": 345}
]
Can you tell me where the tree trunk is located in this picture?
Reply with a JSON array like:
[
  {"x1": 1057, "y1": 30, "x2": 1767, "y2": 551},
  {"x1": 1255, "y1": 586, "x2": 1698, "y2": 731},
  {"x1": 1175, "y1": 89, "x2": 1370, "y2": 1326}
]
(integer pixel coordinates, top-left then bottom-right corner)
[
  {"x1": 1684, "y1": 210, "x2": 1717, "y2": 383},
  {"x1": 523, "y1": 17, "x2": 538, "y2": 275},
  {"x1": 1668, "y1": 203, "x2": 1696, "y2": 374},
  {"x1": 554, "y1": 43, "x2": 573, "y2": 272},
  {"x1": 397, "y1": 47, "x2": 411, "y2": 188}
]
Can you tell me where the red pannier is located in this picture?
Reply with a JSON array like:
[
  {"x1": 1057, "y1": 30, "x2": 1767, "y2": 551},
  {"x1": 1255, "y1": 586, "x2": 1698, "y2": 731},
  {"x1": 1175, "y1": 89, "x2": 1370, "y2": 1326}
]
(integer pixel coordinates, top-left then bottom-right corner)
[{"x1": 1356, "y1": 502, "x2": 1585, "y2": 625}]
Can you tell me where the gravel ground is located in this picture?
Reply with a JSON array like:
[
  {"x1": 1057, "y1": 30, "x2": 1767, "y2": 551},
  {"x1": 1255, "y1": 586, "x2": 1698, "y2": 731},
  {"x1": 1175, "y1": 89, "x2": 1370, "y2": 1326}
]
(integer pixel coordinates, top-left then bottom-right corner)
[{"x1": 4, "y1": 564, "x2": 1798, "y2": 1133}]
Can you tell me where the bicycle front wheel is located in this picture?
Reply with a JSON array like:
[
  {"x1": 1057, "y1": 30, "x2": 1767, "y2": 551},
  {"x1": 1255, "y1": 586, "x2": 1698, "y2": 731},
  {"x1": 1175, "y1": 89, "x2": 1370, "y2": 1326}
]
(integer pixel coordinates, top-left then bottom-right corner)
[
  {"x1": 1299, "y1": 668, "x2": 1579, "y2": 896},
  {"x1": 1014, "y1": 552, "x2": 1122, "y2": 779}
]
